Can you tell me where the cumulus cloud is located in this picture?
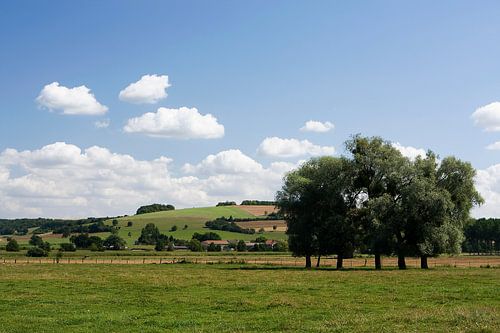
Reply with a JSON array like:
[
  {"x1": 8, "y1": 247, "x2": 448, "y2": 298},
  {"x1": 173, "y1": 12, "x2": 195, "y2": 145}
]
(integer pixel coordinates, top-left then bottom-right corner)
[
  {"x1": 300, "y1": 120, "x2": 334, "y2": 133},
  {"x1": 258, "y1": 137, "x2": 335, "y2": 158},
  {"x1": 36, "y1": 82, "x2": 108, "y2": 115},
  {"x1": 183, "y1": 149, "x2": 263, "y2": 175},
  {"x1": 119, "y1": 74, "x2": 171, "y2": 104},
  {"x1": 95, "y1": 119, "x2": 110, "y2": 129},
  {"x1": 391, "y1": 142, "x2": 427, "y2": 161},
  {"x1": 473, "y1": 164, "x2": 500, "y2": 217},
  {"x1": 485, "y1": 141, "x2": 500, "y2": 150},
  {"x1": 124, "y1": 107, "x2": 224, "y2": 139},
  {"x1": 471, "y1": 102, "x2": 500, "y2": 131},
  {"x1": 0, "y1": 143, "x2": 299, "y2": 218}
]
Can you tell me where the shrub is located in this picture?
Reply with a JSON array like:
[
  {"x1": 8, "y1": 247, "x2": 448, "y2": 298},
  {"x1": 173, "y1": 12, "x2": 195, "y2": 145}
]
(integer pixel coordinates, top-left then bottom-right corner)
[
  {"x1": 6, "y1": 239, "x2": 20, "y2": 252},
  {"x1": 188, "y1": 239, "x2": 204, "y2": 252},
  {"x1": 273, "y1": 240, "x2": 288, "y2": 252},
  {"x1": 236, "y1": 240, "x2": 247, "y2": 252},
  {"x1": 127, "y1": 221, "x2": 133, "y2": 227},
  {"x1": 26, "y1": 247, "x2": 48, "y2": 257},
  {"x1": 255, "y1": 236, "x2": 267, "y2": 243},
  {"x1": 170, "y1": 225, "x2": 178, "y2": 232},
  {"x1": 29, "y1": 234, "x2": 44, "y2": 247},
  {"x1": 192, "y1": 232, "x2": 221, "y2": 242},
  {"x1": 155, "y1": 239, "x2": 166, "y2": 251},
  {"x1": 103, "y1": 234, "x2": 126, "y2": 250},
  {"x1": 207, "y1": 243, "x2": 222, "y2": 252},
  {"x1": 205, "y1": 217, "x2": 255, "y2": 234}
]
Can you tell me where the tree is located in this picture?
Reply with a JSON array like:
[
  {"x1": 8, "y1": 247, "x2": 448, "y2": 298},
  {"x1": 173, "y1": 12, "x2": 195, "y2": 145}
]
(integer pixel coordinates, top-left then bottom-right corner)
[
  {"x1": 26, "y1": 247, "x2": 48, "y2": 257},
  {"x1": 112, "y1": 219, "x2": 119, "y2": 226},
  {"x1": 6, "y1": 239, "x2": 19, "y2": 252},
  {"x1": 207, "y1": 243, "x2": 221, "y2": 252},
  {"x1": 155, "y1": 238, "x2": 167, "y2": 251},
  {"x1": 103, "y1": 234, "x2": 126, "y2": 250},
  {"x1": 236, "y1": 240, "x2": 247, "y2": 252},
  {"x1": 188, "y1": 239, "x2": 204, "y2": 252},
  {"x1": 127, "y1": 221, "x2": 133, "y2": 227},
  {"x1": 136, "y1": 204, "x2": 175, "y2": 215},
  {"x1": 137, "y1": 223, "x2": 161, "y2": 245},
  {"x1": 407, "y1": 154, "x2": 483, "y2": 268},
  {"x1": 254, "y1": 236, "x2": 267, "y2": 243},
  {"x1": 170, "y1": 225, "x2": 178, "y2": 232},
  {"x1": 29, "y1": 234, "x2": 44, "y2": 247},
  {"x1": 273, "y1": 240, "x2": 288, "y2": 252},
  {"x1": 346, "y1": 135, "x2": 412, "y2": 269},
  {"x1": 192, "y1": 232, "x2": 221, "y2": 242},
  {"x1": 277, "y1": 156, "x2": 356, "y2": 268},
  {"x1": 60, "y1": 243, "x2": 76, "y2": 252}
]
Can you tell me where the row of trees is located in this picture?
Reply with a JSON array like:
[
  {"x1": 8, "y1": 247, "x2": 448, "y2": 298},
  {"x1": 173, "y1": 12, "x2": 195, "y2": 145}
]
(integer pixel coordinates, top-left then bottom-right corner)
[
  {"x1": 463, "y1": 218, "x2": 500, "y2": 254},
  {"x1": 136, "y1": 204, "x2": 175, "y2": 215},
  {"x1": 277, "y1": 136, "x2": 483, "y2": 269}
]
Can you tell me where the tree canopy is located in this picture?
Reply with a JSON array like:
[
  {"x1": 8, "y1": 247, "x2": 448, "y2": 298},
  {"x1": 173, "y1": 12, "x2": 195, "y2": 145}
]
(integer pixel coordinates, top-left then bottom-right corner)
[{"x1": 277, "y1": 135, "x2": 483, "y2": 269}]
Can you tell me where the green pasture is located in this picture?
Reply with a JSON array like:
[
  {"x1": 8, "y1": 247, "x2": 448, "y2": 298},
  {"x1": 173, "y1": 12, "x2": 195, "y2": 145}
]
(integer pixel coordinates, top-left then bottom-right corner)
[
  {"x1": 0, "y1": 264, "x2": 498, "y2": 332},
  {"x1": 109, "y1": 206, "x2": 286, "y2": 245}
]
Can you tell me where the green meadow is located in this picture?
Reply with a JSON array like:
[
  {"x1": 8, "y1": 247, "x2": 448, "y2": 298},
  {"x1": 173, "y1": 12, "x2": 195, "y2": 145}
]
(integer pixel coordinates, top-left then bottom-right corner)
[
  {"x1": 0, "y1": 264, "x2": 498, "y2": 333},
  {"x1": 109, "y1": 206, "x2": 286, "y2": 245}
]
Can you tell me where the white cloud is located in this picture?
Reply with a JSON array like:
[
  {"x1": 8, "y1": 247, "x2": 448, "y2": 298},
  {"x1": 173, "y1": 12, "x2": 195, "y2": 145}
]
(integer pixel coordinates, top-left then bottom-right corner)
[
  {"x1": 300, "y1": 120, "x2": 334, "y2": 133},
  {"x1": 485, "y1": 141, "x2": 500, "y2": 150},
  {"x1": 95, "y1": 119, "x2": 110, "y2": 129},
  {"x1": 471, "y1": 102, "x2": 500, "y2": 131},
  {"x1": 124, "y1": 107, "x2": 225, "y2": 139},
  {"x1": 258, "y1": 137, "x2": 335, "y2": 158},
  {"x1": 473, "y1": 164, "x2": 500, "y2": 217},
  {"x1": 119, "y1": 74, "x2": 171, "y2": 104},
  {"x1": 0, "y1": 143, "x2": 299, "y2": 218},
  {"x1": 183, "y1": 149, "x2": 263, "y2": 175},
  {"x1": 36, "y1": 82, "x2": 108, "y2": 115},
  {"x1": 391, "y1": 142, "x2": 426, "y2": 161}
]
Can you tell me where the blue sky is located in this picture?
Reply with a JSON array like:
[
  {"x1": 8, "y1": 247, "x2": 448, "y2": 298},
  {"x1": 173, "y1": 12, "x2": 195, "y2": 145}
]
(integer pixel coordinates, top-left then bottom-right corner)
[{"x1": 1, "y1": 1, "x2": 500, "y2": 218}]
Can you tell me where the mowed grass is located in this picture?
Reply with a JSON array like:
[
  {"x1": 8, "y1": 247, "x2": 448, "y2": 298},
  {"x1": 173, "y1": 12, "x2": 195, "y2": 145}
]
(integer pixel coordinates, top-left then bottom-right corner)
[
  {"x1": 0, "y1": 265, "x2": 498, "y2": 333},
  {"x1": 110, "y1": 206, "x2": 287, "y2": 245}
]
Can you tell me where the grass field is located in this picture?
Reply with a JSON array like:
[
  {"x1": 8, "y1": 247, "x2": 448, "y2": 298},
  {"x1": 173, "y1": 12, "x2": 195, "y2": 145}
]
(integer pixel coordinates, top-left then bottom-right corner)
[
  {"x1": 110, "y1": 206, "x2": 286, "y2": 245},
  {"x1": 0, "y1": 264, "x2": 498, "y2": 332}
]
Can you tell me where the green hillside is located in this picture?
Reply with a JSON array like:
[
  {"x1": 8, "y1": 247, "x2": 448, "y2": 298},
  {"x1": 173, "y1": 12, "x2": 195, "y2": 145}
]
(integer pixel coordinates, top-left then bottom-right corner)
[{"x1": 109, "y1": 206, "x2": 286, "y2": 245}]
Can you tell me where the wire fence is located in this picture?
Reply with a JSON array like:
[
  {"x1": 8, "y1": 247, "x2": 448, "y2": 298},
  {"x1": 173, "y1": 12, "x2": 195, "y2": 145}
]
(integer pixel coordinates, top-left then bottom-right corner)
[{"x1": 1, "y1": 255, "x2": 499, "y2": 268}]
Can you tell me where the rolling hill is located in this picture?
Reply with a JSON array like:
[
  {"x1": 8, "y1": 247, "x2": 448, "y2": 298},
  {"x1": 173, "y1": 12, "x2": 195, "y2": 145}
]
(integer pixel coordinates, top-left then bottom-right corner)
[{"x1": 110, "y1": 205, "x2": 287, "y2": 246}]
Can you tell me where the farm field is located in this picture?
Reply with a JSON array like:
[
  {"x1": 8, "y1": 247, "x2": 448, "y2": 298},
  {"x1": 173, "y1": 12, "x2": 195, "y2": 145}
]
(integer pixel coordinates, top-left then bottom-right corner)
[{"x1": 0, "y1": 264, "x2": 498, "y2": 333}]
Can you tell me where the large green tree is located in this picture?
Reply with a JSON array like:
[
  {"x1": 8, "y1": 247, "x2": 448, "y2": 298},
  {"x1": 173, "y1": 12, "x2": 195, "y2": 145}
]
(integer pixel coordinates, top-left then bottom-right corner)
[
  {"x1": 346, "y1": 135, "x2": 412, "y2": 269},
  {"x1": 277, "y1": 156, "x2": 357, "y2": 268}
]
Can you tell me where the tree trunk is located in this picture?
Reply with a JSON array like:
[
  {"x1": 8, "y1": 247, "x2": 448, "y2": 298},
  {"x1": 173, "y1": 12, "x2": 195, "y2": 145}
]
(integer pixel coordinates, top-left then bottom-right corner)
[
  {"x1": 305, "y1": 255, "x2": 312, "y2": 268},
  {"x1": 316, "y1": 255, "x2": 321, "y2": 268},
  {"x1": 397, "y1": 254, "x2": 406, "y2": 270},
  {"x1": 336, "y1": 254, "x2": 343, "y2": 269},
  {"x1": 375, "y1": 253, "x2": 382, "y2": 270},
  {"x1": 421, "y1": 256, "x2": 429, "y2": 269}
]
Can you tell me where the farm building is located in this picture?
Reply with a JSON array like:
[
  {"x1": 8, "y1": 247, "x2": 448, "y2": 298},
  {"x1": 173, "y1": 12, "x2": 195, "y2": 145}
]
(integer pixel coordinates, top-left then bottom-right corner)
[{"x1": 201, "y1": 240, "x2": 231, "y2": 250}]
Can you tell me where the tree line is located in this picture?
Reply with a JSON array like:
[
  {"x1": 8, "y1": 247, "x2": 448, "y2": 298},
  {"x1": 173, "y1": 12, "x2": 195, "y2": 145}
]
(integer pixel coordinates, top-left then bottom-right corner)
[
  {"x1": 463, "y1": 218, "x2": 500, "y2": 254},
  {"x1": 276, "y1": 136, "x2": 483, "y2": 269}
]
